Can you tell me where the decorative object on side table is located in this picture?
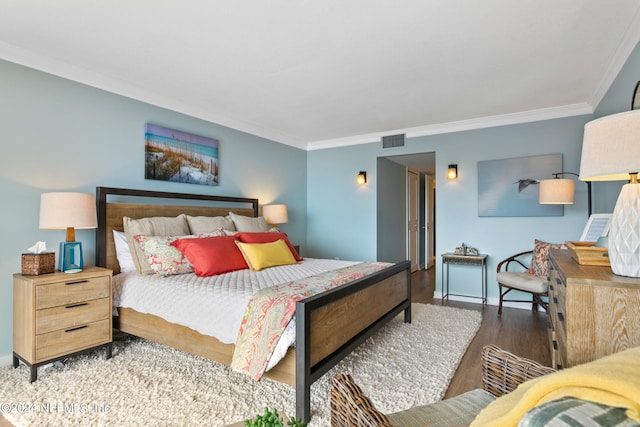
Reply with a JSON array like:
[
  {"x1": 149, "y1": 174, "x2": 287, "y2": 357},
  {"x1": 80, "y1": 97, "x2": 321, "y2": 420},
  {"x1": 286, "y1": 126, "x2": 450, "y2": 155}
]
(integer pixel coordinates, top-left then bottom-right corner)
[
  {"x1": 454, "y1": 243, "x2": 479, "y2": 256},
  {"x1": 21, "y1": 241, "x2": 55, "y2": 275},
  {"x1": 39, "y1": 192, "x2": 97, "y2": 273},
  {"x1": 579, "y1": 109, "x2": 640, "y2": 277}
]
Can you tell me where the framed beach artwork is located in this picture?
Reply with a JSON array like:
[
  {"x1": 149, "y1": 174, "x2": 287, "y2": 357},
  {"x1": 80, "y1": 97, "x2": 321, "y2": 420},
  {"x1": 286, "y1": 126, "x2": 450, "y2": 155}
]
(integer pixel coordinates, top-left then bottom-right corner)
[
  {"x1": 145, "y1": 123, "x2": 219, "y2": 186},
  {"x1": 478, "y1": 154, "x2": 563, "y2": 217}
]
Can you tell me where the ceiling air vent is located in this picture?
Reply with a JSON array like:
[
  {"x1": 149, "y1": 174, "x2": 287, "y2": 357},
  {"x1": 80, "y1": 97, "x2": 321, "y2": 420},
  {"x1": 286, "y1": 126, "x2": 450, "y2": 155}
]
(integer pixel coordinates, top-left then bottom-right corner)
[{"x1": 382, "y1": 134, "x2": 405, "y2": 149}]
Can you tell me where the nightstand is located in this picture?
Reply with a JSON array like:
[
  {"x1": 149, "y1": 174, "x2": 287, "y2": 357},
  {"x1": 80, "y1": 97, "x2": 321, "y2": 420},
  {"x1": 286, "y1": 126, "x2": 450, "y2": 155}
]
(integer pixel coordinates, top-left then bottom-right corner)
[{"x1": 13, "y1": 266, "x2": 113, "y2": 382}]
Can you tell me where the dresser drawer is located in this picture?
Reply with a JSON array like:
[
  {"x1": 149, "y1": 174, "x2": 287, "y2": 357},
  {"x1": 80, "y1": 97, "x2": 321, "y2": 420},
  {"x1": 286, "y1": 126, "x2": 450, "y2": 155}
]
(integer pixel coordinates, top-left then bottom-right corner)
[
  {"x1": 547, "y1": 320, "x2": 560, "y2": 369},
  {"x1": 555, "y1": 311, "x2": 567, "y2": 367},
  {"x1": 548, "y1": 283, "x2": 558, "y2": 329},
  {"x1": 36, "y1": 297, "x2": 110, "y2": 335},
  {"x1": 35, "y1": 276, "x2": 110, "y2": 309},
  {"x1": 35, "y1": 318, "x2": 111, "y2": 361},
  {"x1": 554, "y1": 276, "x2": 566, "y2": 310}
]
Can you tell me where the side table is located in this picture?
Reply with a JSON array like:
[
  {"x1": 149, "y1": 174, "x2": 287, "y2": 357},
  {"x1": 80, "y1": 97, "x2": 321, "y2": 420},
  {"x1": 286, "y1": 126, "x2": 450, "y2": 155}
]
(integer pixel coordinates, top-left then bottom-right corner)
[
  {"x1": 13, "y1": 266, "x2": 113, "y2": 382},
  {"x1": 441, "y1": 253, "x2": 488, "y2": 305}
]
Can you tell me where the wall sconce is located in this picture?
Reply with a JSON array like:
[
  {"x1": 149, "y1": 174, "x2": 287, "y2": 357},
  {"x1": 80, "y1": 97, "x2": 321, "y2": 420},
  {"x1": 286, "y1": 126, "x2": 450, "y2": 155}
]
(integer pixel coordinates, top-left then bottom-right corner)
[
  {"x1": 446, "y1": 164, "x2": 458, "y2": 180},
  {"x1": 357, "y1": 171, "x2": 367, "y2": 185},
  {"x1": 539, "y1": 172, "x2": 592, "y2": 216}
]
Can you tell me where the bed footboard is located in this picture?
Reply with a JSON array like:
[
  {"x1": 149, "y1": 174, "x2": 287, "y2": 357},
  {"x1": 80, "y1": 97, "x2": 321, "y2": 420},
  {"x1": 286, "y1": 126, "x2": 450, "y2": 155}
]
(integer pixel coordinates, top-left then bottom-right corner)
[{"x1": 295, "y1": 259, "x2": 411, "y2": 422}]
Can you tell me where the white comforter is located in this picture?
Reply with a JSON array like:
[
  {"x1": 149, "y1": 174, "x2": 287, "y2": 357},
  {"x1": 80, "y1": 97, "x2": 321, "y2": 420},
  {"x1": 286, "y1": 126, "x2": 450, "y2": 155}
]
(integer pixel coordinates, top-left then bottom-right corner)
[{"x1": 113, "y1": 258, "x2": 358, "y2": 369}]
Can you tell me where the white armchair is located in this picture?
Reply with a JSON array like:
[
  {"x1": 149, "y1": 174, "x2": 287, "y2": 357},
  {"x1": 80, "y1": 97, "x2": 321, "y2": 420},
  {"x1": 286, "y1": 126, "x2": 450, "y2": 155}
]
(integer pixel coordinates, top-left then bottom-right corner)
[{"x1": 496, "y1": 250, "x2": 549, "y2": 315}]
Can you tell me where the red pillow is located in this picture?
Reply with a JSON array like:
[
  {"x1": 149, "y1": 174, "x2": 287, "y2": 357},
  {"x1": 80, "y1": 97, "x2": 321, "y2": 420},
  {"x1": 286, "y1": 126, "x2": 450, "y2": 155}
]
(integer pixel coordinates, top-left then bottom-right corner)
[
  {"x1": 171, "y1": 236, "x2": 248, "y2": 277},
  {"x1": 235, "y1": 232, "x2": 302, "y2": 261}
]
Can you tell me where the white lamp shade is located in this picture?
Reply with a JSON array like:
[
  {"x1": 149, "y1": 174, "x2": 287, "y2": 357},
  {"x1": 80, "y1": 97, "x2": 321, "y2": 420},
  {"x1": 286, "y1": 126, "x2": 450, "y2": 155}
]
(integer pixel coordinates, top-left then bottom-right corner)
[
  {"x1": 262, "y1": 204, "x2": 288, "y2": 225},
  {"x1": 539, "y1": 179, "x2": 574, "y2": 204},
  {"x1": 579, "y1": 110, "x2": 640, "y2": 277},
  {"x1": 39, "y1": 192, "x2": 97, "y2": 230},
  {"x1": 579, "y1": 110, "x2": 640, "y2": 181}
]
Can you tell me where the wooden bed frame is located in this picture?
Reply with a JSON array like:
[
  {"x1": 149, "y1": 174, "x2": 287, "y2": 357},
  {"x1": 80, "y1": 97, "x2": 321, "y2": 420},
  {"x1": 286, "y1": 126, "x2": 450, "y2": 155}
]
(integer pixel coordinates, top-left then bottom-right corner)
[{"x1": 95, "y1": 186, "x2": 412, "y2": 422}]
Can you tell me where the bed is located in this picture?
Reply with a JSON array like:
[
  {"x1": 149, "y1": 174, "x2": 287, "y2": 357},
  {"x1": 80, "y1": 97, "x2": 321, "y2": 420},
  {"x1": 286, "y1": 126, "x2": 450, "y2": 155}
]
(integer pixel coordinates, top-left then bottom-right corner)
[{"x1": 95, "y1": 186, "x2": 411, "y2": 422}]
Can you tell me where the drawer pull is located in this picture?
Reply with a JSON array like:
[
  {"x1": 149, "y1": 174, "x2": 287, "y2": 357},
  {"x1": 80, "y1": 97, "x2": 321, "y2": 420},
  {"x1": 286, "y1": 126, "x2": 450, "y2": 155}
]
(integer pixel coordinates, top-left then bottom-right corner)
[
  {"x1": 65, "y1": 325, "x2": 88, "y2": 333},
  {"x1": 555, "y1": 278, "x2": 562, "y2": 285},
  {"x1": 65, "y1": 280, "x2": 89, "y2": 286},
  {"x1": 553, "y1": 297, "x2": 558, "y2": 304},
  {"x1": 65, "y1": 303, "x2": 89, "y2": 309},
  {"x1": 557, "y1": 312, "x2": 565, "y2": 323}
]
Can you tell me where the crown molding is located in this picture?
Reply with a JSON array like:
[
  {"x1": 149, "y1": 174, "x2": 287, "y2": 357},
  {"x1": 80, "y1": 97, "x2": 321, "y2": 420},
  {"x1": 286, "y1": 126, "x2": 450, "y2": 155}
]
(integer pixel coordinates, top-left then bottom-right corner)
[
  {"x1": 306, "y1": 103, "x2": 594, "y2": 151},
  {"x1": 0, "y1": 42, "x2": 301, "y2": 149},
  {"x1": 0, "y1": 41, "x2": 608, "y2": 153},
  {"x1": 588, "y1": 7, "x2": 640, "y2": 109}
]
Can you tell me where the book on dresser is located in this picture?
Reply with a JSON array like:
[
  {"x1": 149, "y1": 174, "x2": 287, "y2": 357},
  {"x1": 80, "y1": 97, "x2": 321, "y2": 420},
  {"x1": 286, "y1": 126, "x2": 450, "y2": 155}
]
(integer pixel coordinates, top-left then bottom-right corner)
[
  {"x1": 547, "y1": 248, "x2": 640, "y2": 369},
  {"x1": 13, "y1": 266, "x2": 113, "y2": 382}
]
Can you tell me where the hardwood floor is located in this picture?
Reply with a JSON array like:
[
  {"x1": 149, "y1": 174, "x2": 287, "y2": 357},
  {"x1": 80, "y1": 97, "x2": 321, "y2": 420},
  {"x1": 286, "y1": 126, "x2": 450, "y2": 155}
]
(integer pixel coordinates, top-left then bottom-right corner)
[
  {"x1": 411, "y1": 266, "x2": 551, "y2": 399},
  {"x1": 0, "y1": 267, "x2": 550, "y2": 426}
]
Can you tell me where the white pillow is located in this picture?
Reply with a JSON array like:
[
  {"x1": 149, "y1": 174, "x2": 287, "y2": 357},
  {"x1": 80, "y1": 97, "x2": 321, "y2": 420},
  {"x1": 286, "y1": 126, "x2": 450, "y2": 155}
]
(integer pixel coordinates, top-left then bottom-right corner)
[
  {"x1": 228, "y1": 211, "x2": 271, "y2": 232},
  {"x1": 113, "y1": 230, "x2": 137, "y2": 273},
  {"x1": 186, "y1": 215, "x2": 236, "y2": 234}
]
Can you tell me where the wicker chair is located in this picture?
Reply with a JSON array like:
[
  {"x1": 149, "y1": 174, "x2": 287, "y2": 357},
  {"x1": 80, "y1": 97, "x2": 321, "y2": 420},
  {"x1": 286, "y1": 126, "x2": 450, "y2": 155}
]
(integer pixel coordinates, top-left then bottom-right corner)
[
  {"x1": 329, "y1": 345, "x2": 556, "y2": 427},
  {"x1": 496, "y1": 250, "x2": 549, "y2": 315}
]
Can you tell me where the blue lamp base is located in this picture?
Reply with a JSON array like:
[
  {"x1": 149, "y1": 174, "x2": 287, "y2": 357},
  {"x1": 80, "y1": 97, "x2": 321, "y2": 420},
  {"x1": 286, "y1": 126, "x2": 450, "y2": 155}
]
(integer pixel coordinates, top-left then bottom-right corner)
[{"x1": 59, "y1": 241, "x2": 84, "y2": 273}]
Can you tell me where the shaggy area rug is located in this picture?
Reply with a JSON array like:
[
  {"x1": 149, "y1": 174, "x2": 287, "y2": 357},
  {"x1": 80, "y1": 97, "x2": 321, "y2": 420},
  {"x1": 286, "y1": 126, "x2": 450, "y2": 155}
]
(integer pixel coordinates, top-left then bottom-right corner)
[{"x1": 0, "y1": 303, "x2": 481, "y2": 426}]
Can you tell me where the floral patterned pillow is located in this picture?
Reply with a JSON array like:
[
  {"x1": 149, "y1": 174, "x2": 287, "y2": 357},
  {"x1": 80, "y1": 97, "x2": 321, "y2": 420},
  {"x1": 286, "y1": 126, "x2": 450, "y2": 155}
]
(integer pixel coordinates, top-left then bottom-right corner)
[
  {"x1": 133, "y1": 235, "x2": 194, "y2": 276},
  {"x1": 528, "y1": 239, "x2": 568, "y2": 277}
]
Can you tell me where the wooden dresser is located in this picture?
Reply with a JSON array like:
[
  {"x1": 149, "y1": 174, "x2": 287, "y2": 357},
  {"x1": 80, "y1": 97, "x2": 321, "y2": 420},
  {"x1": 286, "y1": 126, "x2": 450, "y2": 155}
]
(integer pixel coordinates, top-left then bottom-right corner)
[
  {"x1": 547, "y1": 249, "x2": 640, "y2": 369},
  {"x1": 13, "y1": 266, "x2": 112, "y2": 381}
]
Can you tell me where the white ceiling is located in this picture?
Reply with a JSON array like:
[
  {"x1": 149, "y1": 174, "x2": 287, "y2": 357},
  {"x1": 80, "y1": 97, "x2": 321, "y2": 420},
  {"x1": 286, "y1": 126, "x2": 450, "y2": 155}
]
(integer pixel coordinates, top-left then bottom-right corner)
[{"x1": 2, "y1": 1, "x2": 640, "y2": 151}]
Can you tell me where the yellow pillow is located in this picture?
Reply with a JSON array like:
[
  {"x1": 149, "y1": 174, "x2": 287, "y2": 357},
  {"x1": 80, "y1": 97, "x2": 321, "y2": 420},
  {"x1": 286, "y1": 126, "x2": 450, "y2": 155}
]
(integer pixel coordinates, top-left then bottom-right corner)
[{"x1": 235, "y1": 239, "x2": 297, "y2": 271}]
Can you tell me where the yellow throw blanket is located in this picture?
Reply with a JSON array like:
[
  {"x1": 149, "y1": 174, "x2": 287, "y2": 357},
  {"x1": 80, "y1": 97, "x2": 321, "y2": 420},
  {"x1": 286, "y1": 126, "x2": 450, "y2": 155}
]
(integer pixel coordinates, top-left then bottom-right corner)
[{"x1": 471, "y1": 346, "x2": 640, "y2": 426}]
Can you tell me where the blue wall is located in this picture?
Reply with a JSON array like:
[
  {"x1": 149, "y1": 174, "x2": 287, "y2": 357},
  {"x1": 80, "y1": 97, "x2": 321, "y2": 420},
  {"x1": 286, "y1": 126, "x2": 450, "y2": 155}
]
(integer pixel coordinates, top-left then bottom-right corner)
[
  {"x1": 1, "y1": 39, "x2": 638, "y2": 362},
  {"x1": 0, "y1": 59, "x2": 307, "y2": 361},
  {"x1": 307, "y1": 41, "x2": 640, "y2": 304},
  {"x1": 307, "y1": 116, "x2": 592, "y2": 301}
]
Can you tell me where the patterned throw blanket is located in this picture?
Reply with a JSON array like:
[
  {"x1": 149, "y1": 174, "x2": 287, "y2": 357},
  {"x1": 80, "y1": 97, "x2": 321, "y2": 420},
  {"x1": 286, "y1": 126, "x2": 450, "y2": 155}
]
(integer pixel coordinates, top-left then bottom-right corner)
[{"x1": 231, "y1": 262, "x2": 392, "y2": 380}]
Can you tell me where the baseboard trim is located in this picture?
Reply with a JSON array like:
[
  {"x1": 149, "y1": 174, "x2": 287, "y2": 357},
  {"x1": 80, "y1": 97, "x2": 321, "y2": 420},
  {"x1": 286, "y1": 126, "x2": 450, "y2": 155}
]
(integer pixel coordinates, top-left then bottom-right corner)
[{"x1": 433, "y1": 292, "x2": 546, "y2": 312}]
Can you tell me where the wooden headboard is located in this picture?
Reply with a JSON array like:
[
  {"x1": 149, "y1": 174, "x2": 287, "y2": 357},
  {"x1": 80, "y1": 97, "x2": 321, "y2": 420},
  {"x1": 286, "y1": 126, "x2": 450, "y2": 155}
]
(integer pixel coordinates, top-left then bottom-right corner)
[{"x1": 95, "y1": 187, "x2": 259, "y2": 274}]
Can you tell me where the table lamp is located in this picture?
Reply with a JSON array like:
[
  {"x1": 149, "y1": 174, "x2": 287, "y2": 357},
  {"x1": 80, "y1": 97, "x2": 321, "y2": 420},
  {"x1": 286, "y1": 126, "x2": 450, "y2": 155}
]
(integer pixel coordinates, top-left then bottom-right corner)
[
  {"x1": 39, "y1": 192, "x2": 97, "y2": 273},
  {"x1": 262, "y1": 204, "x2": 288, "y2": 230},
  {"x1": 579, "y1": 109, "x2": 640, "y2": 277}
]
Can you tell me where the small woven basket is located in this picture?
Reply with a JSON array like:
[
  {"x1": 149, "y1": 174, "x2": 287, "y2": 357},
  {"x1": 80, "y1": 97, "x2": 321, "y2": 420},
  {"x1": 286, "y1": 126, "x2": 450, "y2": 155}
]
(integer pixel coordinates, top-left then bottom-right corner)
[{"x1": 21, "y1": 252, "x2": 55, "y2": 275}]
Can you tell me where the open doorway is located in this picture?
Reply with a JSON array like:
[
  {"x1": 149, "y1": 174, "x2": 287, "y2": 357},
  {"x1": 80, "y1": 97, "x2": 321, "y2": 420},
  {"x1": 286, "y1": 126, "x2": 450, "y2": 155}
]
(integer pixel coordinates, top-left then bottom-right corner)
[{"x1": 377, "y1": 152, "x2": 436, "y2": 269}]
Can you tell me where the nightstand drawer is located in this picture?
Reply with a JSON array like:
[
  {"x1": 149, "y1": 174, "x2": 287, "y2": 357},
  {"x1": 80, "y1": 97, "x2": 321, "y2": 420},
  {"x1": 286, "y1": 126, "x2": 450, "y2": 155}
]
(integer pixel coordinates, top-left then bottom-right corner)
[
  {"x1": 35, "y1": 318, "x2": 111, "y2": 361},
  {"x1": 35, "y1": 276, "x2": 110, "y2": 309},
  {"x1": 36, "y1": 297, "x2": 111, "y2": 335}
]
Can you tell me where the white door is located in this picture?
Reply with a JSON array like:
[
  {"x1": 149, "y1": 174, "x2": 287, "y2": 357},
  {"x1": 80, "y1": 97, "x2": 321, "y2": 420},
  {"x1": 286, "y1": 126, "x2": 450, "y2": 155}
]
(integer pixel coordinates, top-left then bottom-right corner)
[
  {"x1": 408, "y1": 171, "x2": 420, "y2": 272},
  {"x1": 424, "y1": 175, "x2": 435, "y2": 269}
]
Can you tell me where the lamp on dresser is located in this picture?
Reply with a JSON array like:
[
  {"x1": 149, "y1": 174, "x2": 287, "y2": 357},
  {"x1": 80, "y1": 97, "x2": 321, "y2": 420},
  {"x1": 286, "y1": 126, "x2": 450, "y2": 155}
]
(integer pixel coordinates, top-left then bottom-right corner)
[
  {"x1": 39, "y1": 192, "x2": 97, "y2": 273},
  {"x1": 579, "y1": 109, "x2": 640, "y2": 277}
]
